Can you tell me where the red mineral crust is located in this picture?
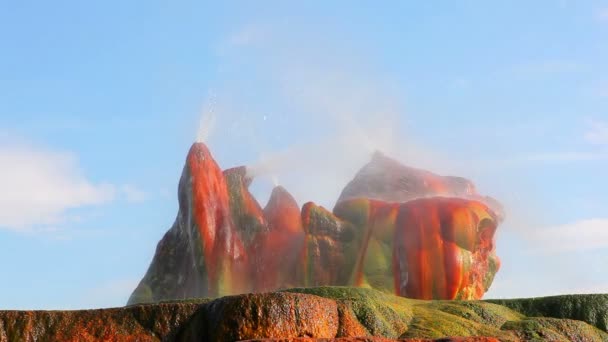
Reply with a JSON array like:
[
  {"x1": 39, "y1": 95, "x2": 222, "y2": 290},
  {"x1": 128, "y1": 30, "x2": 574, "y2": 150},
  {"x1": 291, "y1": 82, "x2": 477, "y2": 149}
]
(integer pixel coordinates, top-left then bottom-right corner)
[
  {"x1": 332, "y1": 197, "x2": 500, "y2": 300},
  {"x1": 392, "y1": 198, "x2": 500, "y2": 300},
  {"x1": 300, "y1": 202, "x2": 357, "y2": 287},
  {"x1": 188, "y1": 143, "x2": 248, "y2": 297},
  {"x1": 4, "y1": 290, "x2": 607, "y2": 341},
  {"x1": 254, "y1": 186, "x2": 305, "y2": 291},
  {"x1": 129, "y1": 143, "x2": 503, "y2": 304},
  {"x1": 223, "y1": 165, "x2": 266, "y2": 294}
]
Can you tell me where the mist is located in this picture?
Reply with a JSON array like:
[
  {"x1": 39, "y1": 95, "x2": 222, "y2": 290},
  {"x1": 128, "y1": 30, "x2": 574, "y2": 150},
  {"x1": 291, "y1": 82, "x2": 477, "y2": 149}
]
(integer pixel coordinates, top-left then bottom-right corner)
[
  {"x1": 197, "y1": 22, "x2": 459, "y2": 210},
  {"x1": 192, "y1": 16, "x2": 607, "y2": 299}
]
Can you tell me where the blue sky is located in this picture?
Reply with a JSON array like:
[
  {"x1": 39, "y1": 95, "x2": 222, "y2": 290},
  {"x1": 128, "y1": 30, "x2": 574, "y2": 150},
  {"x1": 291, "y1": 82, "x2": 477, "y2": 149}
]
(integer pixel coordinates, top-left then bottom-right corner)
[{"x1": 1, "y1": 1, "x2": 607, "y2": 309}]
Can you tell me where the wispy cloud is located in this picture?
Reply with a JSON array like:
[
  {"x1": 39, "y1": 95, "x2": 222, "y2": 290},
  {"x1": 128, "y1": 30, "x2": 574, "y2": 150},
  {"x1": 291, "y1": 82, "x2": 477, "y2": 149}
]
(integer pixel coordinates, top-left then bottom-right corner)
[
  {"x1": 563, "y1": 282, "x2": 608, "y2": 295},
  {"x1": 508, "y1": 60, "x2": 585, "y2": 76},
  {"x1": 121, "y1": 185, "x2": 147, "y2": 203},
  {"x1": 492, "y1": 119, "x2": 608, "y2": 166},
  {"x1": 597, "y1": 8, "x2": 608, "y2": 22},
  {"x1": 526, "y1": 218, "x2": 608, "y2": 254},
  {"x1": 216, "y1": 25, "x2": 267, "y2": 56},
  {"x1": 0, "y1": 142, "x2": 115, "y2": 231},
  {"x1": 588, "y1": 83, "x2": 608, "y2": 97},
  {"x1": 227, "y1": 26, "x2": 265, "y2": 47},
  {"x1": 207, "y1": 22, "x2": 456, "y2": 208},
  {"x1": 524, "y1": 151, "x2": 608, "y2": 162},
  {"x1": 585, "y1": 119, "x2": 608, "y2": 145},
  {"x1": 486, "y1": 151, "x2": 608, "y2": 167}
]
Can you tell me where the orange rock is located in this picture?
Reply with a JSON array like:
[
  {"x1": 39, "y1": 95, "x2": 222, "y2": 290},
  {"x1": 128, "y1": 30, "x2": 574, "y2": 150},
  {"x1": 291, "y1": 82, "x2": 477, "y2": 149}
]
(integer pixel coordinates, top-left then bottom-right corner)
[
  {"x1": 334, "y1": 197, "x2": 500, "y2": 300},
  {"x1": 129, "y1": 144, "x2": 503, "y2": 304},
  {"x1": 301, "y1": 202, "x2": 358, "y2": 287},
  {"x1": 178, "y1": 292, "x2": 340, "y2": 341},
  {"x1": 238, "y1": 338, "x2": 500, "y2": 342},
  {"x1": 0, "y1": 302, "x2": 202, "y2": 342},
  {"x1": 189, "y1": 143, "x2": 248, "y2": 297},
  {"x1": 393, "y1": 198, "x2": 500, "y2": 300},
  {"x1": 253, "y1": 186, "x2": 305, "y2": 292}
]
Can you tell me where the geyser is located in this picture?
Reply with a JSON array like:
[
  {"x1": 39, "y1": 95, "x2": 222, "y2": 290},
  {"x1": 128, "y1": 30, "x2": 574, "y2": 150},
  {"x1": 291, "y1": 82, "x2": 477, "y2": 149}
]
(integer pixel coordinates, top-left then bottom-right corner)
[{"x1": 128, "y1": 143, "x2": 502, "y2": 305}]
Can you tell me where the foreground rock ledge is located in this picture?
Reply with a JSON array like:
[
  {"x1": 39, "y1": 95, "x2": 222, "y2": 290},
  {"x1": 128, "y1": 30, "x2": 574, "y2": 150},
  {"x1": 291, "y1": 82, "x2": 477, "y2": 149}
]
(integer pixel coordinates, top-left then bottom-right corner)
[{"x1": 1, "y1": 288, "x2": 607, "y2": 342}]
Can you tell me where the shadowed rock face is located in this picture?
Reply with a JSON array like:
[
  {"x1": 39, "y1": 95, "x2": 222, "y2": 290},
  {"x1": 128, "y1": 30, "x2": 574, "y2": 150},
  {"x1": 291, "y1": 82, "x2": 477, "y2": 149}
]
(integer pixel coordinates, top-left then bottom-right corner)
[{"x1": 129, "y1": 143, "x2": 503, "y2": 305}]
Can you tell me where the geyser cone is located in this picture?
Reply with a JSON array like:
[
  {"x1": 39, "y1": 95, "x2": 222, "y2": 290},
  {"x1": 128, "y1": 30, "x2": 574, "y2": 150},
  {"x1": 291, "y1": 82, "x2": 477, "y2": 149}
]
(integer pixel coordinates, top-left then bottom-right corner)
[
  {"x1": 393, "y1": 197, "x2": 500, "y2": 300},
  {"x1": 252, "y1": 186, "x2": 305, "y2": 291},
  {"x1": 188, "y1": 143, "x2": 248, "y2": 297},
  {"x1": 129, "y1": 143, "x2": 503, "y2": 304},
  {"x1": 336, "y1": 151, "x2": 472, "y2": 204},
  {"x1": 335, "y1": 151, "x2": 504, "y2": 221},
  {"x1": 224, "y1": 166, "x2": 266, "y2": 246},
  {"x1": 187, "y1": 143, "x2": 231, "y2": 265},
  {"x1": 264, "y1": 186, "x2": 302, "y2": 235},
  {"x1": 331, "y1": 152, "x2": 503, "y2": 300},
  {"x1": 128, "y1": 143, "x2": 246, "y2": 304},
  {"x1": 333, "y1": 196, "x2": 500, "y2": 300},
  {"x1": 301, "y1": 202, "x2": 359, "y2": 287}
]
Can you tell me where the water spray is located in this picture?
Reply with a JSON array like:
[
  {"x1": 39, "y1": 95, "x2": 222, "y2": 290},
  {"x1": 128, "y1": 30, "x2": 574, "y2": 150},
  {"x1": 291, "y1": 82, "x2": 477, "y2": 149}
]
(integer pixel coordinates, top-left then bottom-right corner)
[{"x1": 196, "y1": 93, "x2": 217, "y2": 143}]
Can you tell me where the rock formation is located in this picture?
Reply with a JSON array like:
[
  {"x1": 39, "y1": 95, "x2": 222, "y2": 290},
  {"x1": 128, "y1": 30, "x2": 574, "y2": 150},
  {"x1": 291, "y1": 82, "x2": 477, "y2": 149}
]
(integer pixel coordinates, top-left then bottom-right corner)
[
  {"x1": 129, "y1": 143, "x2": 502, "y2": 305},
  {"x1": 3, "y1": 289, "x2": 608, "y2": 341}
]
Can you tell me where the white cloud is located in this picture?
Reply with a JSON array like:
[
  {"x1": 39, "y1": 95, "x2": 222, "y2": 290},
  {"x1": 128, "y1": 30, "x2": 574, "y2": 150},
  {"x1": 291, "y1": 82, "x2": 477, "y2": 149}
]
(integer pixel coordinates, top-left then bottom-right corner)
[
  {"x1": 585, "y1": 120, "x2": 608, "y2": 145},
  {"x1": 526, "y1": 218, "x2": 608, "y2": 254},
  {"x1": 486, "y1": 152, "x2": 608, "y2": 167},
  {"x1": 0, "y1": 143, "x2": 115, "y2": 231},
  {"x1": 491, "y1": 120, "x2": 608, "y2": 165},
  {"x1": 121, "y1": 184, "x2": 147, "y2": 203},
  {"x1": 451, "y1": 78, "x2": 472, "y2": 89},
  {"x1": 597, "y1": 8, "x2": 608, "y2": 22},
  {"x1": 227, "y1": 26, "x2": 264, "y2": 47},
  {"x1": 216, "y1": 25, "x2": 267, "y2": 56},
  {"x1": 508, "y1": 60, "x2": 585, "y2": 76},
  {"x1": 563, "y1": 282, "x2": 608, "y2": 295},
  {"x1": 525, "y1": 151, "x2": 608, "y2": 162}
]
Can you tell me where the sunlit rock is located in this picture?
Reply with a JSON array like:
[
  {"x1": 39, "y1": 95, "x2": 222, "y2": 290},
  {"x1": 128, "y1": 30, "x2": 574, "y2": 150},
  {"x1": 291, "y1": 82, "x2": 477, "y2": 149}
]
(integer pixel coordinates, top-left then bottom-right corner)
[
  {"x1": 129, "y1": 143, "x2": 503, "y2": 304},
  {"x1": 336, "y1": 151, "x2": 504, "y2": 221},
  {"x1": 254, "y1": 186, "x2": 305, "y2": 291},
  {"x1": 301, "y1": 202, "x2": 358, "y2": 287}
]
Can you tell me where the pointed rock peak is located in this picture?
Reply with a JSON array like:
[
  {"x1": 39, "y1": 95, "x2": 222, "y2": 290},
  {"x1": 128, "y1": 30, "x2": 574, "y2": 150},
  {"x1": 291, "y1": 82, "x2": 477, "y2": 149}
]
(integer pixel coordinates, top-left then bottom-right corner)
[
  {"x1": 224, "y1": 166, "x2": 253, "y2": 187},
  {"x1": 187, "y1": 142, "x2": 214, "y2": 162},
  {"x1": 263, "y1": 186, "x2": 301, "y2": 235},
  {"x1": 371, "y1": 150, "x2": 386, "y2": 161},
  {"x1": 266, "y1": 185, "x2": 298, "y2": 210}
]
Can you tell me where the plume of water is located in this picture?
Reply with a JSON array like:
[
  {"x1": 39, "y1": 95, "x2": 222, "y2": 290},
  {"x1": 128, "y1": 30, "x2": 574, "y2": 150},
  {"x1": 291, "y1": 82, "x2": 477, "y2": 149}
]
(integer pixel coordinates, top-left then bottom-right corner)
[
  {"x1": 271, "y1": 175, "x2": 279, "y2": 187},
  {"x1": 196, "y1": 94, "x2": 217, "y2": 143}
]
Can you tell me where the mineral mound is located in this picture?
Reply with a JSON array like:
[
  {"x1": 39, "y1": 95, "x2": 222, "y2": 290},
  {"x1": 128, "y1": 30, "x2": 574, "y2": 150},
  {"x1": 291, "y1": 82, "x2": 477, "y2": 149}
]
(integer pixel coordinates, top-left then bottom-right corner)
[
  {"x1": 129, "y1": 143, "x2": 502, "y2": 305},
  {"x1": 2, "y1": 288, "x2": 608, "y2": 341}
]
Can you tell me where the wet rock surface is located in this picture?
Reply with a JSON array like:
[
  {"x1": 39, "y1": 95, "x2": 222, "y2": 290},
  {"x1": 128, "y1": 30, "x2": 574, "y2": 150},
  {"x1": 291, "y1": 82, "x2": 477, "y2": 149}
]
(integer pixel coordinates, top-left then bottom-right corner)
[
  {"x1": 2, "y1": 288, "x2": 608, "y2": 342},
  {"x1": 129, "y1": 143, "x2": 503, "y2": 305}
]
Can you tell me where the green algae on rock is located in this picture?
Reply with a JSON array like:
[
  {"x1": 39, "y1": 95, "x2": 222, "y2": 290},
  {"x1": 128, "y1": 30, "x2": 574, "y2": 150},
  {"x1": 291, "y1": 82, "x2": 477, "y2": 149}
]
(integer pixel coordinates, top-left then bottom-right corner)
[
  {"x1": 4, "y1": 287, "x2": 607, "y2": 341},
  {"x1": 486, "y1": 293, "x2": 608, "y2": 333},
  {"x1": 130, "y1": 143, "x2": 504, "y2": 305}
]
